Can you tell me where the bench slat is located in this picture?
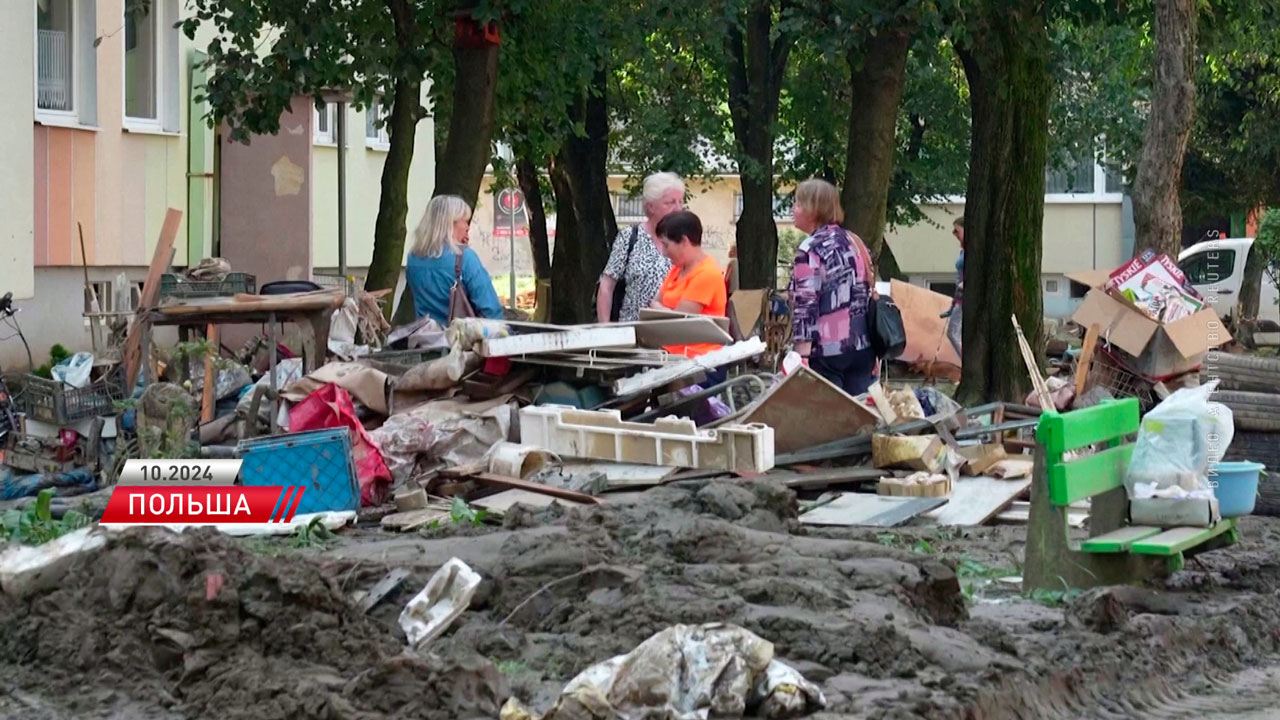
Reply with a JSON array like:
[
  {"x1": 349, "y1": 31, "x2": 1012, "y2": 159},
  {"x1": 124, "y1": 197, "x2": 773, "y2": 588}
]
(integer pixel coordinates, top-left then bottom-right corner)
[
  {"x1": 1080, "y1": 526, "x2": 1163, "y2": 553},
  {"x1": 1048, "y1": 444, "x2": 1134, "y2": 505},
  {"x1": 1038, "y1": 399, "x2": 1140, "y2": 458},
  {"x1": 1130, "y1": 520, "x2": 1237, "y2": 557}
]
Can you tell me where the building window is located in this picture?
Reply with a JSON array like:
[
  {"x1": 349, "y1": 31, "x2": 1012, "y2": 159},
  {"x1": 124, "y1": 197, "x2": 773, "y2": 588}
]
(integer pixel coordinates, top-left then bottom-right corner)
[
  {"x1": 36, "y1": 0, "x2": 97, "y2": 124},
  {"x1": 314, "y1": 103, "x2": 336, "y2": 145},
  {"x1": 928, "y1": 280, "x2": 958, "y2": 298},
  {"x1": 365, "y1": 101, "x2": 390, "y2": 149},
  {"x1": 1045, "y1": 155, "x2": 1095, "y2": 194},
  {"x1": 614, "y1": 193, "x2": 646, "y2": 221},
  {"x1": 734, "y1": 192, "x2": 793, "y2": 221},
  {"x1": 123, "y1": 0, "x2": 179, "y2": 131},
  {"x1": 1044, "y1": 278, "x2": 1061, "y2": 294}
]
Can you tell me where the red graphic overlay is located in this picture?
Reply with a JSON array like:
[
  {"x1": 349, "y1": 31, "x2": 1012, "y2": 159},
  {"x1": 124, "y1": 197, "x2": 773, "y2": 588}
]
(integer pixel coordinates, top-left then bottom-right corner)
[{"x1": 100, "y1": 486, "x2": 306, "y2": 525}]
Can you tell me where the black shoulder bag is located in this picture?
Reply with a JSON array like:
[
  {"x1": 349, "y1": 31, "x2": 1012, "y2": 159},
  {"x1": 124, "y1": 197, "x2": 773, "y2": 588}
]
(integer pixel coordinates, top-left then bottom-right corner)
[{"x1": 608, "y1": 226, "x2": 642, "y2": 322}]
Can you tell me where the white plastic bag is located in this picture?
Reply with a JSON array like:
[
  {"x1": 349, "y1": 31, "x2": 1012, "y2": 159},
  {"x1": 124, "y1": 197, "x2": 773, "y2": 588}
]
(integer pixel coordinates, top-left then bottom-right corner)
[
  {"x1": 1124, "y1": 379, "x2": 1234, "y2": 493},
  {"x1": 51, "y1": 352, "x2": 94, "y2": 388}
]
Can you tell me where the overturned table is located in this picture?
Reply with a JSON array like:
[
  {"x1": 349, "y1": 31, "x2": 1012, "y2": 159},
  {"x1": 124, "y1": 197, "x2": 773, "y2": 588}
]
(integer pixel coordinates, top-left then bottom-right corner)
[{"x1": 137, "y1": 290, "x2": 346, "y2": 430}]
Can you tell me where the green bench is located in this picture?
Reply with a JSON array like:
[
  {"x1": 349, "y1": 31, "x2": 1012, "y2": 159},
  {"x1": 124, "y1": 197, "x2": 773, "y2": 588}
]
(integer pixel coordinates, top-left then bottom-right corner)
[{"x1": 1023, "y1": 397, "x2": 1238, "y2": 592}]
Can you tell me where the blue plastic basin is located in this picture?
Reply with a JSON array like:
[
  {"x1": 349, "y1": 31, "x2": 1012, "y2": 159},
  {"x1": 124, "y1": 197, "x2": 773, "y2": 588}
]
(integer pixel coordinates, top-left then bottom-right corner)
[{"x1": 1211, "y1": 461, "x2": 1265, "y2": 518}]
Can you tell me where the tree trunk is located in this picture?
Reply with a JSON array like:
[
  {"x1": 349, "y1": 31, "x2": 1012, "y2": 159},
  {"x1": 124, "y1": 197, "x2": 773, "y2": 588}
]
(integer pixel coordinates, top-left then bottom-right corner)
[
  {"x1": 548, "y1": 68, "x2": 616, "y2": 324},
  {"x1": 1240, "y1": 241, "x2": 1264, "y2": 322},
  {"x1": 517, "y1": 155, "x2": 552, "y2": 280},
  {"x1": 842, "y1": 26, "x2": 913, "y2": 261},
  {"x1": 1131, "y1": 0, "x2": 1197, "y2": 259},
  {"x1": 725, "y1": 2, "x2": 793, "y2": 290},
  {"x1": 365, "y1": 78, "x2": 420, "y2": 297},
  {"x1": 954, "y1": 2, "x2": 1052, "y2": 404},
  {"x1": 434, "y1": 41, "x2": 501, "y2": 208}
]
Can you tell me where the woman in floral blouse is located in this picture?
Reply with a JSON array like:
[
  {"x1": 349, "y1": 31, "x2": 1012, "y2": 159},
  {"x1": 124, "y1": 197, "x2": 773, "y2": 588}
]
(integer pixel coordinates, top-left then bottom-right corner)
[
  {"x1": 788, "y1": 179, "x2": 877, "y2": 395},
  {"x1": 595, "y1": 172, "x2": 684, "y2": 322}
]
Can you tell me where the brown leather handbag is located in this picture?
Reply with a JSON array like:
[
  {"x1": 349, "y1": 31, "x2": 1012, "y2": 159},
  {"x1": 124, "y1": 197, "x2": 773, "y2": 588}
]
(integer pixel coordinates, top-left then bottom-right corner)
[{"x1": 447, "y1": 252, "x2": 477, "y2": 322}]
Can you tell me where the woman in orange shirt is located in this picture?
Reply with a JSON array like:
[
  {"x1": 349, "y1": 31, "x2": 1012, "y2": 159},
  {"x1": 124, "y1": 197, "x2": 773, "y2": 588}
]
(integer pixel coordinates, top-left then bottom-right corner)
[{"x1": 650, "y1": 211, "x2": 727, "y2": 358}]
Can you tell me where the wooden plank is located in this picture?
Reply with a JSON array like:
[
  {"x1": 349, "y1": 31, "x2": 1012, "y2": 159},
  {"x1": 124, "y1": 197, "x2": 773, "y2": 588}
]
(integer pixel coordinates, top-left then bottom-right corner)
[
  {"x1": 740, "y1": 366, "x2": 879, "y2": 453},
  {"x1": 123, "y1": 208, "x2": 183, "y2": 385},
  {"x1": 925, "y1": 476, "x2": 1032, "y2": 527},
  {"x1": 1048, "y1": 443, "x2": 1134, "y2": 506},
  {"x1": 1012, "y1": 314, "x2": 1054, "y2": 411},
  {"x1": 472, "y1": 489, "x2": 587, "y2": 513},
  {"x1": 633, "y1": 317, "x2": 734, "y2": 349},
  {"x1": 774, "y1": 466, "x2": 884, "y2": 490},
  {"x1": 355, "y1": 568, "x2": 411, "y2": 613},
  {"x1": 200, "y1": 325, "x2": 219, "y2": 423},
  {"x1": 1080, "y1": 526, "x2": 1163, "y2": 554},
  {"x1": 1131, "y1": 520, "x2": 1236, "y2": 557},
  {"x1": 639, "y1": 307, "x2": 731, "y2": 332},
  {"x1": 471, "y1": 473, "x2": 603, "y2": 504},
  {"x1": 380, "y1": 508, "x2": 450, "y2": 532},
  {"x1": 1074, "y1": 323, "x2": 1101, "y2": 397},
  {"x1": 1038, "y1": 399, "x2": 1141, "y2": 458},
  {"x1": 800, "y1": 493, "x2": 948, "y2": 528},
  {"x1": 994, "y1": 501, "x2": 1088, "y2": 527},
  {"x1": 481, "y1": 326, "x2": 637, "y2": 358}
]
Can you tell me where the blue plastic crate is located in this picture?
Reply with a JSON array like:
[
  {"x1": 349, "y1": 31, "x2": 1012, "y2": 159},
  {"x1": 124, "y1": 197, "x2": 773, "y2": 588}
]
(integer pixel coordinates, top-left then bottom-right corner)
[{"x1": 237, "y1": 428, "x2": 360, "y2": 514}]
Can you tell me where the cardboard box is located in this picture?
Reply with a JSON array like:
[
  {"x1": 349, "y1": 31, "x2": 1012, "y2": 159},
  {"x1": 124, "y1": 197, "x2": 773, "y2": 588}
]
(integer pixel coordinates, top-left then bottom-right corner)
[
  {"x1": 872, "y1": 434, "x2": 947, "y2": 473},
  {"x1": 1069, "y1": 275, "x2": 1231, "y2": 379},
  {"x1": 1129, "y1": 496, "x2": 1220, "y2": 528},
  {"x1": 957, "y1": 443, "x2": 1008, "y2": 476}
]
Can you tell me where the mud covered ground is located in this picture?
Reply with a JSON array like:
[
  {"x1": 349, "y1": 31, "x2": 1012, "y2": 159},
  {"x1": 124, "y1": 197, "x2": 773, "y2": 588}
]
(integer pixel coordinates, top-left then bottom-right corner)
[{"x1": 5, "y1": 479, "x2": 1280, "y2": 719}]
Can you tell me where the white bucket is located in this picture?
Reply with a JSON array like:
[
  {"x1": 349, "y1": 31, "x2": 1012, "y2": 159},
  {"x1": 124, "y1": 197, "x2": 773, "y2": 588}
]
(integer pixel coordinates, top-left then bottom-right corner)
[{"x1": 488, "y1": 442, "x2": 560, "y2": 479}]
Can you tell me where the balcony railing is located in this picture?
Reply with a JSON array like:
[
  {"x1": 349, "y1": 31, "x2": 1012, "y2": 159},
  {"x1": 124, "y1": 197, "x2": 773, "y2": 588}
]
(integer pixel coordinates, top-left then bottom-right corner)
[{"x1": 38, "y1": 29, "x2": 71, "y2": 112}]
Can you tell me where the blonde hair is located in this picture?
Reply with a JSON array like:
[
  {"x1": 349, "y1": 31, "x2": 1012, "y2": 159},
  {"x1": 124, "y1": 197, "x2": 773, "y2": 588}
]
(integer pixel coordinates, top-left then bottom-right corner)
[
  {"x1": 642, "y1": 172, "x2": 685, "y2": 215},
  {"x1": 410, "y1": 195, "x2": 472, "y2": 258},
  {"x1": 794, "y1": 179, "x2": 844, "y2": 227}
]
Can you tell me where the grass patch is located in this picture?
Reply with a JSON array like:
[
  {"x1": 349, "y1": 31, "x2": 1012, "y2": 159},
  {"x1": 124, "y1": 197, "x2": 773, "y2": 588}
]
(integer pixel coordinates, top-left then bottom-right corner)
[{"x1": 1, "y1": 489, "x2": 91, "y2": 545}]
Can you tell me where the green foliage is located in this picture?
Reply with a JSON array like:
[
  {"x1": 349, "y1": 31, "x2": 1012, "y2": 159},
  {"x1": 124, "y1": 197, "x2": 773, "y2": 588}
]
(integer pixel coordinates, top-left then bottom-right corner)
[
  {"x1": 449, "y1": 497, "x2": 488, "y2": 526},
  {"x1": 1027, "y1": 587, "x2": 1084, "y2": 607},
  {"x1": 1, "y1": 489, "x2": 91, "y2": 546},
  {"x1": 1255, "y1": 209, "x2": 1280, "y2": 301},
  {"x1": 32, "y1": 344, "x2": 71, "y2": 380},
  {"x1": 290, "y1": 516, "x2": 337, "y2": 549}
]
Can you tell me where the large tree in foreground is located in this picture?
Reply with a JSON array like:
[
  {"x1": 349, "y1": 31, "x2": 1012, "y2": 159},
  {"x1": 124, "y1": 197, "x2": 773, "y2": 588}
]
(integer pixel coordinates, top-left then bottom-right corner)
[
  {"x1": 954, "y1": 0, "x2": 1052, "y2": 404},
  {"x1": 1132, "y1": 0, "x2": 1198, "y2": 259}
]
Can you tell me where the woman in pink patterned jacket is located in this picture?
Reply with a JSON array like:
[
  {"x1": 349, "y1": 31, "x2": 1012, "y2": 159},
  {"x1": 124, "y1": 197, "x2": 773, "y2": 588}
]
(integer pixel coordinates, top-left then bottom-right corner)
[{"x1": 787, "y1": 179, "x2": 877, "y2": 395}]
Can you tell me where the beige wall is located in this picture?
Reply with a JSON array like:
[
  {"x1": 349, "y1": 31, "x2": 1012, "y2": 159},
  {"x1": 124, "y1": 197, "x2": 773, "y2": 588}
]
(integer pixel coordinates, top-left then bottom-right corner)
[
  {"x1": 2, "y1": 0, "x2": 36, "y2": 299},
  {"x1": 884, "y1": 201, "x2": 1125, "y2": 276},
  {"x1": 311, "y1": 98, "x2": 436, "y2": 270}
]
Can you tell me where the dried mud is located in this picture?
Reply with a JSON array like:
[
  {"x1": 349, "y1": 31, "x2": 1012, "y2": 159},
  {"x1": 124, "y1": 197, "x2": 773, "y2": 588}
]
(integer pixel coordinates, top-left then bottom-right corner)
[{"x1": 6, "y1": 480, "x2": 1280, "y2": 719}]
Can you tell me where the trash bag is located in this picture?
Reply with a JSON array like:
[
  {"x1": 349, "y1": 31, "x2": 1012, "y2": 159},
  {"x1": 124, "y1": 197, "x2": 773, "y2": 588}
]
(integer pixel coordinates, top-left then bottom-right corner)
[
  {"x1": 51, "y1": 353, "x2": 94, "y2": 388},
  {"x1": 1124, "y1": 379, "x2": 1234, "y2": 494},
  {"x1": 869, "y1": 296, "x2": 906, "y2": 360}
]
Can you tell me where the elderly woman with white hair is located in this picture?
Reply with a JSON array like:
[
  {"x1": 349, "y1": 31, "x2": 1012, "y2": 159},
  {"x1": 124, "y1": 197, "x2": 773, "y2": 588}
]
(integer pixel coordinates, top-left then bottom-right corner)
[
  {"x1": 595, "y1": 172, "x2": 685, "y2": 322},
  {"x1": 406, "y1": 194, "x2": 504, "y2": 325}
]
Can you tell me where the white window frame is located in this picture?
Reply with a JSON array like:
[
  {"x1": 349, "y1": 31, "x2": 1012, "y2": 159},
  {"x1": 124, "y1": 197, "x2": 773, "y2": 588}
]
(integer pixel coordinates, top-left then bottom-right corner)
[
  {"x1": 314, "y1": 102, "x2": 336, "y2": 145},
  {"x1": 122, "y1": 0, "x2": 181, "y2": 134},
  {"x1": 733, "y1": 192, "x2": 793, "y2": 222},
  {"x1": 613, "y1": 192, "x2": 646, "y2": 222},
  {"x1": 365, "y1": 100, "x2": 390, "y2": 151},
  {"x1": 34, "y1": 0, "x2": 98, "y2": 129}
]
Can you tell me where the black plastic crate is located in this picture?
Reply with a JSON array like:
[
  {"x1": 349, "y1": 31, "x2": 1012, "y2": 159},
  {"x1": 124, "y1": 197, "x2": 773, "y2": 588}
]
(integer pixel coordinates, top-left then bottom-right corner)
[
  {"x1": 13, "y1": 368, "x2": 126, "y2": 425},
  {"x1": 364, "y1": 348, "x2": 448, "y2": 367},
  {"x1": 159, "y1": 272, "x2": 256, "y2": 299}
]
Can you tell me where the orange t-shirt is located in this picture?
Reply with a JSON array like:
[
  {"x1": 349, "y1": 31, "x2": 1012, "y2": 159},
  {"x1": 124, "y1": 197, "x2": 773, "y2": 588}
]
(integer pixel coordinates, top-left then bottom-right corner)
[{"x1": 659, "y1": 255, "x2": 728, "y2": 357}]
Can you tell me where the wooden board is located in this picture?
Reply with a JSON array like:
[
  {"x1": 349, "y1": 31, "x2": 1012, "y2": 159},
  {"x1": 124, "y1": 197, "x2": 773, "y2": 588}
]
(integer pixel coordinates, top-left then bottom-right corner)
[
  {"x1": 560, "y1": 460, "x2": 679, "y2": 490},
  {"x1": 925, "y1": 476, "x2": 1033, "y2": 527},
  {"x1": 380, "y1": 508, "x2": 450, "y2": 532},
  {"x1": 1075, "y1": 323, "x2": 1101, "y2": 397},
  {"x1": 800, "y1": 493, "x2": 948, "y2": 528},
  {"x1": 741, "y1": 367, "x2": 879, "y2": 454},
  {"x1": 728, "y1": 289, "x2": 767, "y2": 339},
  {"x1": 994, "y1": 500, "x2": 1088, "y2": 527},
  {"x1": 633, "y1": 317, "x2": 734, "y2": 348},
  {"x1": 354, "y1": 568, "x2": 411, "y2": 613},
  {"x1": 472, "y1": 489, "x2": 588, "y2": 513},
  {"x1": 123, "y1": 208, "x2": 183, "y2": 385},
  {"x1": 771, "y1": 466, "x2": 884, "y2": 490},
  {"x1": 472, "y1": 473, "x2": 603, "y2": 504}
]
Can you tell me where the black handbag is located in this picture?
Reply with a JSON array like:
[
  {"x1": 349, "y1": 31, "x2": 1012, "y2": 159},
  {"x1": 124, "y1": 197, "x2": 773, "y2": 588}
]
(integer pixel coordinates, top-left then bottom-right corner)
[
  {"x1": 606, "y1": 225, "x2": 642, "y2": 321},
  {"x1": 869, "y1": 295, "x2": 906, "y2": 359}
]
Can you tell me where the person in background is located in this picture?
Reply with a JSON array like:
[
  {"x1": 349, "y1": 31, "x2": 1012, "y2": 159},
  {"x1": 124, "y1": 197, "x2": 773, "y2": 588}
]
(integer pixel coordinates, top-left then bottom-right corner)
[
  {"x1": 405, "y1": 195, "x2": 504, "y2": 325},
  {"x1": 788, "y1": 179, "x2": 877, "y2": 395},
  {"x1": 940, "y1": 216, "x2": 964, "y2": 356},
  {"x1": 596, "y1": 172, "x2": 684, "y2": 322},
  {"x1": 651, "y1": 211, "x2": 727, "y2": 359}
]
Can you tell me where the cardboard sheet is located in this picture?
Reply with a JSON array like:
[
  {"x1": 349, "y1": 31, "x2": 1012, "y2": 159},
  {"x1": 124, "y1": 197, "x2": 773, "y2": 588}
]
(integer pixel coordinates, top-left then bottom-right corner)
[{"x1": 887, "y1": 280, "x2": 961, "y2": 371}]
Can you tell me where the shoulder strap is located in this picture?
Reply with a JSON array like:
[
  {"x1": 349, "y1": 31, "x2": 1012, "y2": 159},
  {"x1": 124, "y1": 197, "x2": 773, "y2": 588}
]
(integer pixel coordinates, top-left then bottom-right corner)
[
  {"x1": 847, "y1": 230, "x2": 876, "y2": 287},
  {"x1": 454, "y1": 250, "x2": 465, "y2": 281},
  {"x1": 625, "y1": 225, "x2": 641, "y2": 261}
]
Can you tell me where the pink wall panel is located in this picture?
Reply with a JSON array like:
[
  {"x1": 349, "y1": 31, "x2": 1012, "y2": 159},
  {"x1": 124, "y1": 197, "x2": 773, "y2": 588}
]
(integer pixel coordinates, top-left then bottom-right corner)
[
  {"x1": 46, "y1": 128, "x2": 74, "y2": 265},
  {"x1": 33, "y1": 127, "x2": 49, "y2": 266}
]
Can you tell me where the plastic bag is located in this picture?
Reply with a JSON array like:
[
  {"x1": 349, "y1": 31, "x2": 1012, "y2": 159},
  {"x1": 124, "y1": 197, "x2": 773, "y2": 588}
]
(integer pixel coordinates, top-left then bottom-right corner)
[
  {"x1": 1124, "y1": 379, "x2": 1234, "y2": 494},
  {"x1": 51, "y1": 353, "x2": 94, "y2": 388}
]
